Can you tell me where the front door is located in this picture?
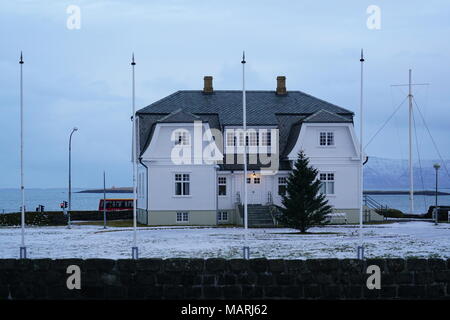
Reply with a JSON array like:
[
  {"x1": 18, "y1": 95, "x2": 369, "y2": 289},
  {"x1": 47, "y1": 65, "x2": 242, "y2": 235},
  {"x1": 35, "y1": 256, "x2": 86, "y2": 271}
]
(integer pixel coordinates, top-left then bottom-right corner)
[{"x1": 247, "y1": 175, "x2": 262, "y2": 204}]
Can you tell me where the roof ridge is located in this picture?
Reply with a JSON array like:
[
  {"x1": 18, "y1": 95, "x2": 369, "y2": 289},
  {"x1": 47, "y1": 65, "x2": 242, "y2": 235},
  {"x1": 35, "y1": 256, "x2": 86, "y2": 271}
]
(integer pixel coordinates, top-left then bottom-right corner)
[{"x1": 303, "y1": 109, "x2": 352, "y2": 122}]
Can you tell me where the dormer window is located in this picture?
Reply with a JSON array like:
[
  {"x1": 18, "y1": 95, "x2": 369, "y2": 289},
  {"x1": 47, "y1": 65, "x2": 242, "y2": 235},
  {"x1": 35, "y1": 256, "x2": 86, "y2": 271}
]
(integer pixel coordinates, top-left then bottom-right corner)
[
  {"x1": 319, "y1": 132, "x2": 334, "y2": 146},
  {"x1": 174, "y1": 130, "x2": 190, "y2": 146}
]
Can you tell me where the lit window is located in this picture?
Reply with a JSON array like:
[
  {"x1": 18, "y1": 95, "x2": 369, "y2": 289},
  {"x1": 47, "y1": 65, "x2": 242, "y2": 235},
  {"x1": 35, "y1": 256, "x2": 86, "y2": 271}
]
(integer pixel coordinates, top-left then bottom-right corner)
[
  {"x1": 320, "y1": 132, "x2": 334, "y2": 146},
  {"x1": 278, "y1": 177, "x2": 287, "y2": 196},
  {"x1": 320, "y1": 173, "x2": 335, "y2": 195},
  {"x1": 175, "y1": 174, "x2": 190, "y2": 196},
  {"x1": 218, "y1": 176, "x2": 227, "y2": 196},
  {"x1": 176, "y1": 212, "x2": 189, "y2": 222}
]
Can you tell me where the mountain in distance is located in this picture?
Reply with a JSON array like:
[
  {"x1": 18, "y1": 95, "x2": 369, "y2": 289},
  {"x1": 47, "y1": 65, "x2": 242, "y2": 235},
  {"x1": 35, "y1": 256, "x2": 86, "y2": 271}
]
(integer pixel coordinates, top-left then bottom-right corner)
[{"x1": 364, "y1": 156, "x2": 450, "y2": 190}]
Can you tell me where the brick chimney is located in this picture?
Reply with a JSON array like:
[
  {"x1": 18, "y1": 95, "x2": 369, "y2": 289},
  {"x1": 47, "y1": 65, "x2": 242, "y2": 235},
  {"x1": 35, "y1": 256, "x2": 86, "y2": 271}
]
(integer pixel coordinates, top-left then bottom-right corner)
[
  {"x1": 203, "y1": 76, "x2": 213, "y2": 94},
  {"x1": 276, "y1": 76, "x2": 287, "y2": 95}
]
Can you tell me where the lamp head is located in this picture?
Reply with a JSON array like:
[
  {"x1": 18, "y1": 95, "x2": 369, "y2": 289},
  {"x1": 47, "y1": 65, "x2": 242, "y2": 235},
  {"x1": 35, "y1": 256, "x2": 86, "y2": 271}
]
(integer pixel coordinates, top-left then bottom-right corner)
[{"x1": 433, "y1": 163, "x2": 441, "y2": 170}]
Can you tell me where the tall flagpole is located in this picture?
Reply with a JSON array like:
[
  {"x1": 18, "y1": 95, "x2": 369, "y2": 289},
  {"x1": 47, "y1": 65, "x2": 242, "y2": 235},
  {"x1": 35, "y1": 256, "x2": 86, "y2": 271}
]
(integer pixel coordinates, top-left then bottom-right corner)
[
  {"x1": 242, "y1": 52, "x2": 248, "y2": 230},
  {"x1": 19, "y1": 52, "x2": 27, "y2": 259},
  {"x1": 131, "y1": 53, "x2": 139, "y2": 259},
  {"x1": 408, "y1": 69, "x2": 414, "y2": 215},
  {"x1": 103, "y1": 171, "x2": 107, "y2": 229},
  {"x1": 241, "y1": 52, "x2": 249, "y2": 259},
  {"x1": 357, "y1": 49, "x2": 365, "y2": 260}
]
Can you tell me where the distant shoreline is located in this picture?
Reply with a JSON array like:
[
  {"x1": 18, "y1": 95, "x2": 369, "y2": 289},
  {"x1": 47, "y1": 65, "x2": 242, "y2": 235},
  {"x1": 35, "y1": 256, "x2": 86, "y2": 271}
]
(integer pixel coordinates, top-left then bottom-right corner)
[
  {"x1": 364, "y1": 190, "x2": 450, "y2": 196},
  {"x1": 78, "y1": 187, "x2": 132, "y2": 194},
  {"x1": 77, "y1": 188, "x2": 450, "y2": 196}
]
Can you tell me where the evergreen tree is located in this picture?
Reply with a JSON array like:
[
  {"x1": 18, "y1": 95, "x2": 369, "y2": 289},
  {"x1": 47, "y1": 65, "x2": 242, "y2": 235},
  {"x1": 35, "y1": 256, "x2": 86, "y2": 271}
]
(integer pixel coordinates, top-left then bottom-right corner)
[{"x1": 277, "y1": 151, "x2": 332, "y2": 233}]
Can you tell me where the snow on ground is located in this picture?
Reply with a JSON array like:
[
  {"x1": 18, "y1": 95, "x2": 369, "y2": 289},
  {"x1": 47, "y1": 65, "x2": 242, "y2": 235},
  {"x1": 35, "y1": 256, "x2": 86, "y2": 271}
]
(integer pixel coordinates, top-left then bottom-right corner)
[{"x1": 0, "y1": 221, "x2": 449, "y2": 259}]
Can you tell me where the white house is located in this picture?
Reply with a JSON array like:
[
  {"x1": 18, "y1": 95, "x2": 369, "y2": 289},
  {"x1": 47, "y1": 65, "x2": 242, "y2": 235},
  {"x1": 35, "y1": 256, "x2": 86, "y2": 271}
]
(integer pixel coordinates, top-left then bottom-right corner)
[{"x1": 135, "y1": 76, "x2": 379, "y2": 226}]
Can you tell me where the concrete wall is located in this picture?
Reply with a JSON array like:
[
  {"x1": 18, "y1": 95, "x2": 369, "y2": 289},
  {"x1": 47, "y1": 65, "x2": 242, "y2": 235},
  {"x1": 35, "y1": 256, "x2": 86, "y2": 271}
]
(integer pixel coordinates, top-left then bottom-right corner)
[{"x1": 1, "y1": 258, "x2": 448, "y2": 300}]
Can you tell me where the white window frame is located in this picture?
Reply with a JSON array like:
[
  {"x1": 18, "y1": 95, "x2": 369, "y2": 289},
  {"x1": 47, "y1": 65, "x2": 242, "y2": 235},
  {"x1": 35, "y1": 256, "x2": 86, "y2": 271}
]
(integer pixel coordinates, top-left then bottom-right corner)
[
  {"x1": 226, "y1": 131, "x2": 236, "y2": 147},
  {"x1": 217, "y1": 211, "x2": 228, "y2": 222},
  {"x1": 319, "y1": 131, "x2": 334, "y2": 147},
  {"x1": 218, "y1": 176, "x2": 227, "y2": 196},
  {"x1": 176, "y1": 212, "x2": 189, "y2": 223},
  {"x1": 319, "y1": 172, "x2": 335, "y2": 195},
  {"x1": 174, "y1": 130, "x2": 190, "y2": 146},
  {"x1": 278, "y1": 176, "x2": 288, "y2": 196},
  {"x1": 260, "y1": 130, "x2": 271, "y2": 146},
  {"x1": 174, "y1": 173, "x2": 191, "y2": 197}
]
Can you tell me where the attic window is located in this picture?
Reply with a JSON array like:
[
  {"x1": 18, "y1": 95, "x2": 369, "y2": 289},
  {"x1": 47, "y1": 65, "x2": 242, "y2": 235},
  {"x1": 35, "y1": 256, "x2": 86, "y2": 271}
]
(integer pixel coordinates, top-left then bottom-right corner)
[
  {"x1": 319, "y1": 132, "x2": 334, "y2": 146},
  {"x1": 174, "y1": 130, "x2": 190, "y2": 146}
]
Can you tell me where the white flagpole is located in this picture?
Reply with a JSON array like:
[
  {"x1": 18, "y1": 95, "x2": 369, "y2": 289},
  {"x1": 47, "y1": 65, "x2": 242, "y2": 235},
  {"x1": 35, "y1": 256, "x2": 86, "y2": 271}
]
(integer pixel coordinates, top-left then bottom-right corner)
[
  {"x1": 358, "y1": 49, "x2": 365, "y2": 260},
  {"x1": 131, "y1": 53, "x2": 138, "y2": 259},
  {"x1": 19, "y1": 52, "x2": 27, "y2": 259},
  {"x1": 241, "y1": 52, "x2": 249, "y2": 259},
  {"x1": 242, "y1": 52, "x2": 248, "y2": 230}
]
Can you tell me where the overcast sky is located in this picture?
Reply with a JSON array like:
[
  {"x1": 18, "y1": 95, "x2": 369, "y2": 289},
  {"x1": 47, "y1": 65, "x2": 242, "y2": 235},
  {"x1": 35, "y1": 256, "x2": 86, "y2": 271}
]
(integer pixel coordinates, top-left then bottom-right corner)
[{"x1": 1, "y1": 0, "x2": 449, "y2": 188}]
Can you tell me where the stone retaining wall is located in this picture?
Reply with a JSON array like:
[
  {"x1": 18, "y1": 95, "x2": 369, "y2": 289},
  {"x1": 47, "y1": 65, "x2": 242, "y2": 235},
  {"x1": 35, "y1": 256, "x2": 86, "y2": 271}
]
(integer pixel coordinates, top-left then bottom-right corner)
[{"x1": 0, "y1": 258, "x2": 449, "y2": 300}]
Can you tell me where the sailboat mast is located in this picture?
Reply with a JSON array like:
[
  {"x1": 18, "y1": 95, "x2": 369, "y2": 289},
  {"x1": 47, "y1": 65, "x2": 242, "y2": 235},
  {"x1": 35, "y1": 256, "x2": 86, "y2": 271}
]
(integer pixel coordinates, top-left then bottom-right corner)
[{"x1": 408, "y1": 69, "x2": 414, "y2": 214}]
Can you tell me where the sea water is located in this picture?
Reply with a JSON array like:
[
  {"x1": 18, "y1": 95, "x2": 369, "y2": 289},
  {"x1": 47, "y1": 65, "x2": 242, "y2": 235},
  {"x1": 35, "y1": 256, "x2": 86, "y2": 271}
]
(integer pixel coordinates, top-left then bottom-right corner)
[{"x1": 0, "y1": 188, "x2": 131, "y2": 213}]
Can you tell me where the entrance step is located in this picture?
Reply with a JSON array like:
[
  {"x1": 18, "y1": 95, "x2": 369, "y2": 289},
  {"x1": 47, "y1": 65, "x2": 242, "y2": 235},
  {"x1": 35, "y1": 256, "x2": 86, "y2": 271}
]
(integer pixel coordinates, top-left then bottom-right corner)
[{"x1": 238, "y1": 204, "x2": 275, "y2": 227}]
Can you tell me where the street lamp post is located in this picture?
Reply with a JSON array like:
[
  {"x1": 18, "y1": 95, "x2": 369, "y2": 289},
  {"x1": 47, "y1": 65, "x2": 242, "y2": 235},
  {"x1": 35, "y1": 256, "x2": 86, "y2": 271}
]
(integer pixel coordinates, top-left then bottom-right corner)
[
  {"x1": 433, "y1": 163, "x2": 440, "y2": 208},
  {"x1": 68, "y1": 127, "x2": 78, "y2": 229}
]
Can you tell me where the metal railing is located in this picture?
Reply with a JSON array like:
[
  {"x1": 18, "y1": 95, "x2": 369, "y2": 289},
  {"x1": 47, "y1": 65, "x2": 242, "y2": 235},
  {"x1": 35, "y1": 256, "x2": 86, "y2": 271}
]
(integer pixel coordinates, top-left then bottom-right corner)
[
  {"x1": 363, "y1": 194, "x2": 390, "y2": 221},
  {"x1": 267, "y1": 191, "x2": 273, "y2": 205}
]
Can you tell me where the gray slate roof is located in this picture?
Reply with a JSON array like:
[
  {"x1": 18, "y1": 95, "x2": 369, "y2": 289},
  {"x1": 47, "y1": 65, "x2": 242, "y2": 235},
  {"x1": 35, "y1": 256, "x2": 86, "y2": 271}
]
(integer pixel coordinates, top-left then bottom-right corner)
[
  {"x1": 137, "y1": 90, "x2": 354, "y2": 167},
  {"x1": 303, "y1": 109, "x2": 352, "y2": 123}
]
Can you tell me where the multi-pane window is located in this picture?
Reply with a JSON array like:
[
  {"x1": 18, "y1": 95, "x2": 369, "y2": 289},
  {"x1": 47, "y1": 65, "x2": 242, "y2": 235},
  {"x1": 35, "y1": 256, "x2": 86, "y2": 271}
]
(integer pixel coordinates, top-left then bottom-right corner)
[
  {"x1": 226, "y1": 131, "x2": 236, "y2": 146},
  {"x1": 319, "y1": 132, "x2": 334, "y2": 146},
  {"x1": 174, "y1": 130, "x2": 190, "y2": 145},
  {"x1": 278, "y1": 177, "x2": 287, "y2": 196},
  {"x1": 253, "y1": 177, "x2": 260, "y2": 184},
  {"x1": 175, "y1": 174, "x2": 190, "y2": 196},
  {"x1": 218, "y1": 177, "x2": 227, "y2": 196},
  {"x1": 247, "y1": 131, "x2": 258, "y2": 146},
  {"x1": 319, "y1": 173, "x2": 335, "y2": 195},
  {"x1": 247, "y1": 177, "x2": 251, "y2": 184},
  {"x1": 176, "y1": 212, "x2": 189, "y2": 222},
  {"x1": 217, "y1": 211, "x2": 228, "y2": 222},
  {"x1": 261, "y1": 131, "x2": 271, "y2": 146}
]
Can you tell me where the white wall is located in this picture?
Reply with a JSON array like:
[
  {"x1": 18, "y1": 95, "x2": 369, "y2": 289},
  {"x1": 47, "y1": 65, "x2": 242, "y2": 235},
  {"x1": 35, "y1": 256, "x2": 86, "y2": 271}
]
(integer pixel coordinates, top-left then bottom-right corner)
[
  {"x1": 288, "y1": 123, "x2": 361, "y2": 210},
  {"x1": 141, "y1": 122, "x2": 220, "y2": 212}
]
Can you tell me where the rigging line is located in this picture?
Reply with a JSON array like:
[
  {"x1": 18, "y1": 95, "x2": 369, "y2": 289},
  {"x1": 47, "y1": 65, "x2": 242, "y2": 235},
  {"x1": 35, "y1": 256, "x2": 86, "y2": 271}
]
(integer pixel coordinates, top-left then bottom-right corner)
[
  {"x1": 364, "y1": 96, "x2": 408, "y2": 150},
  {"x1": 390, "y1": 86, "x2": 406, "y2": 175},
  {"x1": 413, "y1": 96, "x2": 450, "y2": 180},
  {"x1": 412, "y1": 109, "x2": 427, "y2": 210}
]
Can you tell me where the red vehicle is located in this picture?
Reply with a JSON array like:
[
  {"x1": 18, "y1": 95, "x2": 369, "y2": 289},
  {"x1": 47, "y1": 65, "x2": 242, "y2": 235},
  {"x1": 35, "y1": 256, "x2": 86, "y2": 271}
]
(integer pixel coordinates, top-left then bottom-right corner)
[{"x1": 99, "y1": 199, "x2": 133, "y2": 211}]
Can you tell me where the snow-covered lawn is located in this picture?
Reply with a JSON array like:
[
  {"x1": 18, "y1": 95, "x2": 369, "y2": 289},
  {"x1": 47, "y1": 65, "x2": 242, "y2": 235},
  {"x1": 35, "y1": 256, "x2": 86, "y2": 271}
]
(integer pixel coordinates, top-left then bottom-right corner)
[{"x1": 0, "y1": 221, "x2": 449, "y2": 259}]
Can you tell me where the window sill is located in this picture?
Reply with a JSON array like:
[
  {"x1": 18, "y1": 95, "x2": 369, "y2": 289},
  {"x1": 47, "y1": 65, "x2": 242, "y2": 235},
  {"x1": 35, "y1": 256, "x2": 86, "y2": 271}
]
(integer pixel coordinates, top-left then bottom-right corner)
[{"x1": 173, "y1": 195, "x2": 192, "y2": 198}]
